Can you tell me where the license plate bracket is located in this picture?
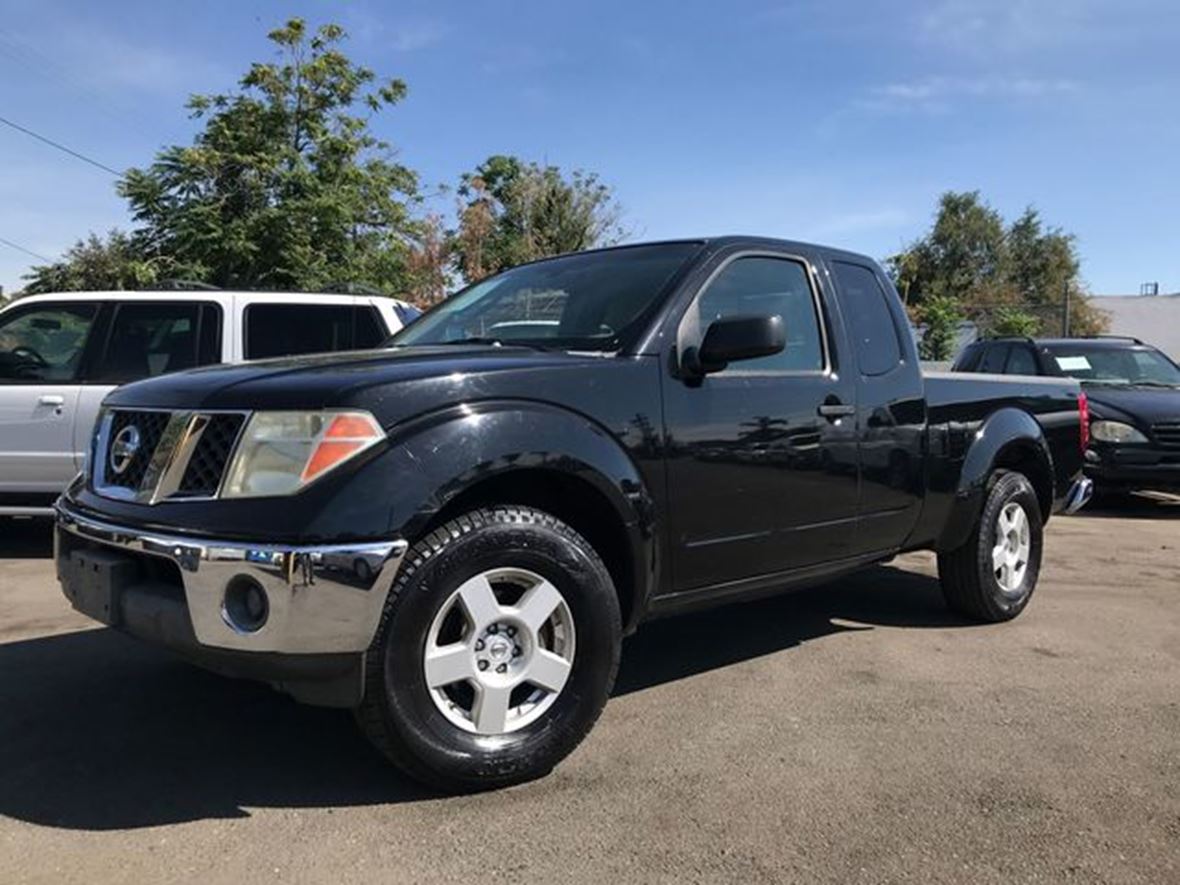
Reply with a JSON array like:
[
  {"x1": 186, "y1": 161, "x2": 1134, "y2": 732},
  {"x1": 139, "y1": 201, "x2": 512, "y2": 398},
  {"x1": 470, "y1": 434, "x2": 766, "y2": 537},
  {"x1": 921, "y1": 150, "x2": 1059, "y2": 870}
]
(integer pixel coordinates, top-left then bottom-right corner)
[{"x1": 60, "y1": 548, "x2": 139, "y2": 627}]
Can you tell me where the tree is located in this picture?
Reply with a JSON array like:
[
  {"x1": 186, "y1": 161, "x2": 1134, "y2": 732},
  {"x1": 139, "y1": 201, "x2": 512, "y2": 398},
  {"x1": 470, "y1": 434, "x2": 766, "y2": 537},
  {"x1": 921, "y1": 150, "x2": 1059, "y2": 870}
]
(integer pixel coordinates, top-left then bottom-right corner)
[
  {"x1": 453, "y1": 154, "x2": 625, "y2": 283},
  {"x1": 888, "y1": 191, "x2": 1107, "y2": 340},
  {"x1": 117, "y1": 18, "x2": 421, "y2": 291},
  {"x1": 990, "y1": 307, "x2": 1041, "y2": 338},
  {"x1": 916, "y1": 294, "x2": 964, "y2": 361},
  {"x1": 22, "y1": 230, "x2": 164, "y2": 294}
]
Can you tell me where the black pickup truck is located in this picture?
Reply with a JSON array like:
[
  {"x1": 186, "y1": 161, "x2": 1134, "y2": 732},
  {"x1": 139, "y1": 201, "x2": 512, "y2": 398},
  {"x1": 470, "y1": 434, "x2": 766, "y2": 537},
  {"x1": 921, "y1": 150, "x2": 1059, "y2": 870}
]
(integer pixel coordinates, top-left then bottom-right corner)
[{"x1": 55, "y1": 237, "x2": 1091, "y2": 791}]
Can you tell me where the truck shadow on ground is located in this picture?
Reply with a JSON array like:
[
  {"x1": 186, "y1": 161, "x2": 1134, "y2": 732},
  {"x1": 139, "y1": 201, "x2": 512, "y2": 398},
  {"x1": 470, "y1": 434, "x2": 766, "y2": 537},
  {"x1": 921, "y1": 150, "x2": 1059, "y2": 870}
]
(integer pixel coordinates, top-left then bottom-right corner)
[
  {"x1": 0, "y1": 564, "x2": 957, "y2": 831},
  {"x1": 1076, "y1": 490, "x2": 1180, "y2": 520},
  {"x1": 0, "y1": 518, "x2": 55, "y2": 559}
]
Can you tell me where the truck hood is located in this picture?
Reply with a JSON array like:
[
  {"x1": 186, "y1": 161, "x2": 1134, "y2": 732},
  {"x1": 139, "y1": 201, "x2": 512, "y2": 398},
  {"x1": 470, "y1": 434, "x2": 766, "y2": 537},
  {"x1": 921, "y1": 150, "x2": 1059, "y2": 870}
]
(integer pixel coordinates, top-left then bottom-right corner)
[
  {"x1": 103, "y1": 345, "x2": 607, "y2": 418},
  {"x1": 1083, "y1": 383, "x2": 1180, "y2": 425}
]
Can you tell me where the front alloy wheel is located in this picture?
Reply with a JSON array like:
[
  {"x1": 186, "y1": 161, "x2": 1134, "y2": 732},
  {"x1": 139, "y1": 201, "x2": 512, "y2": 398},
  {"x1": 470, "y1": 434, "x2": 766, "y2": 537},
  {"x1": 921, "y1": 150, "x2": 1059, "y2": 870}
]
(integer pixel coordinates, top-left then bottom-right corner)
[
  {"x1": 424, "y1": 567, "x2": 576, "y2": 735},
  {"x1": 356, "y1": 507, "x2": 621, "y2": 792}
]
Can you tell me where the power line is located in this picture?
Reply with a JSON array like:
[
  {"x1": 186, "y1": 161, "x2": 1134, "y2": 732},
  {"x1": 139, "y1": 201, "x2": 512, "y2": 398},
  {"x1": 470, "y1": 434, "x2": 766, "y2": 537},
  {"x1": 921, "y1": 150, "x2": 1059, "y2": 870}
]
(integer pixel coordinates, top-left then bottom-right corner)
[
  {"x1": 0, "y1": 114, "x2": 122, "y2": 176},
  {"x1": 0, "y1": 236, "x2": 53, "y2": 263}
]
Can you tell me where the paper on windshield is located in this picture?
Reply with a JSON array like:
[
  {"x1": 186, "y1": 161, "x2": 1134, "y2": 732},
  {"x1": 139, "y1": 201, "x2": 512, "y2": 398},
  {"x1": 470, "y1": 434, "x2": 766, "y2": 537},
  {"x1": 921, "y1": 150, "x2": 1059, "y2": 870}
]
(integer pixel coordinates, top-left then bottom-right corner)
[{"x1": 1055, "y1": 355, "x2": 1092, "y2": 371}]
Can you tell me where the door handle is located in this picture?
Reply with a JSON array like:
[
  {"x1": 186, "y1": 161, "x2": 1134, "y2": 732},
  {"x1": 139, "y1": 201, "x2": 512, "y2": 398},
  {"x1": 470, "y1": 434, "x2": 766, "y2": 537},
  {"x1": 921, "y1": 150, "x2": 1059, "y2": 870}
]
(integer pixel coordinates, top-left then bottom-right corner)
[
  {"x1": 38, "y1": 395, "x2": 65, "y2": 407},
  {"x1": 818, "y1": 402, "x2": 855, "y2": 419}
]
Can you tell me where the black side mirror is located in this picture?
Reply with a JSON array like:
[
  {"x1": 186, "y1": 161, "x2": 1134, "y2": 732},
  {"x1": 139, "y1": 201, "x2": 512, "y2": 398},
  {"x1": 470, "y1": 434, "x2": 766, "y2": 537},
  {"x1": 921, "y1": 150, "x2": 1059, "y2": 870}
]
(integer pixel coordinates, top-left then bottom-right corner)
[{"x1": 684, "y1": 314, "x2": 786, "y2": 376}]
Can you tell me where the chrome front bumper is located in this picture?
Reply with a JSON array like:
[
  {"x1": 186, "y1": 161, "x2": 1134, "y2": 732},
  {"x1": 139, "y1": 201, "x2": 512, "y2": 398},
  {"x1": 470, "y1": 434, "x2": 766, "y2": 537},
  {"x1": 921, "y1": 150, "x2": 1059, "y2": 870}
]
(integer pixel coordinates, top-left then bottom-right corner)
[
  {"x1": 1063, "y1": 476, "x2": 1094, "y2": 515},
  {"x1": 55, "y1": 503, "x2": 407, "y2": 654}
]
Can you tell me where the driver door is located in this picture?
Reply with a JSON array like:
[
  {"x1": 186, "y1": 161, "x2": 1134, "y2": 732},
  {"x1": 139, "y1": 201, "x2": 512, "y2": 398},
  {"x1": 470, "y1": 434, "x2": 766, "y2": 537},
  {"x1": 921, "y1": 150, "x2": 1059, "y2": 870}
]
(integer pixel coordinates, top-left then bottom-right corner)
[{"x1": 0, "y1": 301, "x2": 101, "y2": 496}]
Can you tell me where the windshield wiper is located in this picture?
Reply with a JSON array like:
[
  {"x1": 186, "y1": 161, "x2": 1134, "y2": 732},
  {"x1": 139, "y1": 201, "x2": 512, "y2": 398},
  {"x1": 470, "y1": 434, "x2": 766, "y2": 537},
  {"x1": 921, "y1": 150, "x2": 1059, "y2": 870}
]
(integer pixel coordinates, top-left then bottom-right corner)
[{"x1": 436, "y1": 337, "x2": 554, "y2": 352}]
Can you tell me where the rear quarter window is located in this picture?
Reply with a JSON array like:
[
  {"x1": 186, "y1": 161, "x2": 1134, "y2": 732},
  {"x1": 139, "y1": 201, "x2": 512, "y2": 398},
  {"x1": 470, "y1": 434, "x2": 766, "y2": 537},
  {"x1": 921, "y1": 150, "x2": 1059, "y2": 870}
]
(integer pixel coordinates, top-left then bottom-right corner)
[
  {"x1": 245, "y1": 304, "x2": 385, "y2": 359},
  {"x1": 832, "y1": 261, "x2": 902, "y2": 376}
]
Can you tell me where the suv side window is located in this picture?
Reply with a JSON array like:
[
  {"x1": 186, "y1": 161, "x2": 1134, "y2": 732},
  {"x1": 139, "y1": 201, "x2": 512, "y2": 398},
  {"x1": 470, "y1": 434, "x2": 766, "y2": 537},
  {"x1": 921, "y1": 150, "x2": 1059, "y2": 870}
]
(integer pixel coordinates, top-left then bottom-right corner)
[
  {"x1": 1005, "y1": 345, "x2": 1038, "y2": 375},
  {"x1": 92, "y1": 302, "x2": 221, "y2": 384},
  {"x1": 245, "y1": 304, "x2": 386, "y2": 359},
  {"x1": 832, "y1": 261, "x2": 902, "y2": 376},
  {"x1": 953, "y1": 342, "x2": 984, "y2": 371},
  {"x1": 978, "y1": 344, "x2": 1010, "y2": 373},
  {"x1": 694, "y1": 256, "x2": 825, "y2": 373},
  {"x1": 0, "y1": 302, "x2": 98, "y2": 383}
]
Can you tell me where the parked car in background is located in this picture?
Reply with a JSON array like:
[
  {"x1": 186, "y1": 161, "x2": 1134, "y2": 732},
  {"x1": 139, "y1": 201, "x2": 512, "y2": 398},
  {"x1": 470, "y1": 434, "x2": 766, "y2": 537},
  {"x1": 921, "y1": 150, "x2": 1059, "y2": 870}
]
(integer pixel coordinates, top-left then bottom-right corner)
[
  {"x1": 0, "y1": 290, "x2": 418, "y2": 516},
  {"x1": 55, "y1": 237, "x2": 1089, "y2": 791},
  {"x1": 952, "y1": 335, "x2": 1180, "y2": 495}
]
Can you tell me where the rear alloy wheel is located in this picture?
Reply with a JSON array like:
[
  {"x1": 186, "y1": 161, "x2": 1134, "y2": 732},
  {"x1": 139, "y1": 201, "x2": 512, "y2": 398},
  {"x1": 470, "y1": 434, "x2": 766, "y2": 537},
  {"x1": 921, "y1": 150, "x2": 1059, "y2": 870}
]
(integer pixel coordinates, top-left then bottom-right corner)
[
  {"x1": 938, "y1": 470, "x2": 1043, "y2": 622},
  {"x1": 356, "y1": 507, "x2": 620, "y2": 792}
]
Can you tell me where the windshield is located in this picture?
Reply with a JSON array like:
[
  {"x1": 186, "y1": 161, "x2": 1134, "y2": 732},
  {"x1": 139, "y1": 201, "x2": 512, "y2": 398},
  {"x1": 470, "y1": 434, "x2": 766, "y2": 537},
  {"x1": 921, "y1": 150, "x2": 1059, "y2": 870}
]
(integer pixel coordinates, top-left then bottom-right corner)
[
  {"x1": 1045, "y1": 343, "x2": 1180, "y2": 386},
  {"x1": 391, "y1": 243, "x2": 702, "y2": 351}
]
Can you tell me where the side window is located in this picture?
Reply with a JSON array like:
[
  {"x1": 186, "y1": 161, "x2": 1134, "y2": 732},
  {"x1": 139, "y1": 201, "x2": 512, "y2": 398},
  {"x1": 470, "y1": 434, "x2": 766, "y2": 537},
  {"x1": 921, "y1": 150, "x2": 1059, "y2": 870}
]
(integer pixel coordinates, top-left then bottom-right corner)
[
  {"x1": 0, "y1": 303, "x2": 98, "y2": 383},
  {"x1": 952, "y1": 343, "x2": 982, "y2": 371},
  {"x1": 353, "y1": 307, "x2": 386, "y2": 349},
  {"x1": 92, "y1": 302, "x2": 219, "y2": 384},
  {"x1": 1005, "y1": 346, "x2": 1038, "y2": 375},
  {"x1": 832, "y1": 262, "x2": 902, "y2": 376},
  {"x1": 694, "y1": 256, "x2": 824, "y2": 373},
  {"x1": 978, "y1": 344, "x2": 1011, "y2": 373},
  {"x1": 245, "y1": 303, "x2": 377, "y2": 359}
]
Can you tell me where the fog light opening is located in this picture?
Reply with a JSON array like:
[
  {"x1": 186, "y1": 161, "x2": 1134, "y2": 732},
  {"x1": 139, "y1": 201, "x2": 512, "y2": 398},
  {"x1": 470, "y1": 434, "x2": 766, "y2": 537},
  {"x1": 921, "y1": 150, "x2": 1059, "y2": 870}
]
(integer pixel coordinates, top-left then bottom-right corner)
[{"x1": 223, "y1": 576, "x2": 270, "y2": 634}]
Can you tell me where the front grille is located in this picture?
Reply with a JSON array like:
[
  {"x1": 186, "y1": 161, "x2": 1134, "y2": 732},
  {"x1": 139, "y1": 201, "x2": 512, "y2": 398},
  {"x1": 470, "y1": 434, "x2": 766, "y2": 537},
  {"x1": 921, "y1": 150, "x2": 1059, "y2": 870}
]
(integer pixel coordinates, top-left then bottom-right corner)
[
  {"x1": 104, "y1": 410, "x2": 171, "y2": 490},
  {"x1": 178, "y1": 414, "x2": 245, "y2": 496},
  {"x1": 1152, "y1": 423, "x2": 1180, "y2": 448},
  {"x1": 95, "y1": 409, "x2": 247, "y2": 503}
]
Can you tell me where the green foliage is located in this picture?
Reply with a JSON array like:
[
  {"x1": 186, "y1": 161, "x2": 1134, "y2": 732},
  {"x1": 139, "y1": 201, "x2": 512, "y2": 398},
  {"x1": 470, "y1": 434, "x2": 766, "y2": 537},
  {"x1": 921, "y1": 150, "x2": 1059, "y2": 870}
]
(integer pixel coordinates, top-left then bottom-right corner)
[
  {"x1": 454, "y1": 154, "x2": 625, "y2": 282},
  {"x1": 888, "y1": 191, "x2": 1108, "y2": 338},
  {"x1": 117, "y1": 18, "x2": 420, "y2": 291},
  {"x1": 917, "y1": 294, "x2": 964, "y2": 361},
  {"x1": 990, "y1": 307, "x2": 1042, "y2": 338},
  {"x1": 22, "y1": 230, "x2": 164, "y2": 294}
]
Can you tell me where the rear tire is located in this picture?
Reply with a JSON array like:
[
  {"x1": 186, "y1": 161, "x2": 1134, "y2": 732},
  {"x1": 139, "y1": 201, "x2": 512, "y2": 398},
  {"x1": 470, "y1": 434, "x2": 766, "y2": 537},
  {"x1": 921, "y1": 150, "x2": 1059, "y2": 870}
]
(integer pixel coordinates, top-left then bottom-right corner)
[
  {"x1": 938, "y1": 470, "x2": 1043, "y2": 622},
  {"x1": 355, "y1": 506, "x2": 621, "y2": 792}
]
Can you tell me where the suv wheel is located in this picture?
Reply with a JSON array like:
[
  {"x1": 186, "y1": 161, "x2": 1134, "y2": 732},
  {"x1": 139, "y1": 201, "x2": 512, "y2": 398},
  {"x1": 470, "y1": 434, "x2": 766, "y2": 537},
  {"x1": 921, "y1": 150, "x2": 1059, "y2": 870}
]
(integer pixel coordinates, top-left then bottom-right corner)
[
  {"x1": 938, "y1": 470, "x2": 1044, "y2": 622},
  {"x1": 356, "y1": 506, "x2": 621, "y2": 792}
]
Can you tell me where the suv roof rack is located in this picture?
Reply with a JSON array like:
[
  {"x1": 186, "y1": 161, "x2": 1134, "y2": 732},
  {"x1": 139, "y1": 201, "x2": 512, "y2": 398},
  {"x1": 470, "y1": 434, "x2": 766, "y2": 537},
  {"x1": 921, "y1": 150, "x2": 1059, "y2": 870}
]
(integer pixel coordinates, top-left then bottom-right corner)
[
  {"x1": 979, "y1": 334, "x2": 1036, "y2": 343},
  {"x1": 324, "y1": 282, "x2": 386, "y2": 296},
  {"x1": 154, "y1": 279, "x2": 221, "y2": 291},
  {"x1": 1075, "y1": 334, "x2": 1145, "y2": 345}
]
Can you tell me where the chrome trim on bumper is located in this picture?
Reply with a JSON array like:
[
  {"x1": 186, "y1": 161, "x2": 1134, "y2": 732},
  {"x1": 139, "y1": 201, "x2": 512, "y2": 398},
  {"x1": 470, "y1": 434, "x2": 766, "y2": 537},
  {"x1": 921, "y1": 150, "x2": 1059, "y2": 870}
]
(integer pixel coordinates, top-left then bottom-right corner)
[
  {"x1": 1064, "y1": 476, "x2": 1094, "y2": 515},
  {"x1": 55, "y1": 503, "x2": 407, "y2": 654}
]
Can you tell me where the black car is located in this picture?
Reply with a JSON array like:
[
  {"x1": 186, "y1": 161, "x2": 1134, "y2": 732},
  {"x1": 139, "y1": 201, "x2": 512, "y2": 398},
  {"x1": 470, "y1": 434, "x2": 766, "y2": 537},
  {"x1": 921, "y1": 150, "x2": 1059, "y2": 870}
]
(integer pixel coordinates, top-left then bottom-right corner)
[
  {"x1": 56, "y1": 238, "x2": 1089, "y2": 791},
  {"x1": 953, "y1": 336, "x2": 1180, "y2": 494}
]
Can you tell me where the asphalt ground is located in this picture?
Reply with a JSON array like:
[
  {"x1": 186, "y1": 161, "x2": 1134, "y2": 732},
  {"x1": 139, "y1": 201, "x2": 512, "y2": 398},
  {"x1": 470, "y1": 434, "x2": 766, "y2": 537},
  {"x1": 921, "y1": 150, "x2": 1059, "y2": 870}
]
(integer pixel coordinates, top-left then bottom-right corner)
[{"x1": 1, "y1": 495, "x2": 1177, "y2": 883}]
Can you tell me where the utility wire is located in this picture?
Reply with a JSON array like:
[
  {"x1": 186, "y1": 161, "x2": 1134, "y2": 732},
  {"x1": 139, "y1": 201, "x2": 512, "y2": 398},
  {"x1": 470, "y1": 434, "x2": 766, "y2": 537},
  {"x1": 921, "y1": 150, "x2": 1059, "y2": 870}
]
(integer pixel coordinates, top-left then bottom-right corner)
[
  {"x1": 0, "y1": 114, "x2": 122, "y2": 176},
  {"x1": 0, "y1": 236, "x2": 53, "y2": 263}
]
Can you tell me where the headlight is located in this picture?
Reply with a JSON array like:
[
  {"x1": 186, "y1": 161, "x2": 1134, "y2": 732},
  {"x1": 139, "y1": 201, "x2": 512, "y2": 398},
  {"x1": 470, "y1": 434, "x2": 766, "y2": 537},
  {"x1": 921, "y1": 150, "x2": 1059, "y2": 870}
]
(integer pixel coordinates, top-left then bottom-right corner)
[
  {"x1": 1090, "y1": 420, "x2": 1148, "y2": 444},
  {"x1": 222, "y1": 410, "x2": 384, "y2": 498}
]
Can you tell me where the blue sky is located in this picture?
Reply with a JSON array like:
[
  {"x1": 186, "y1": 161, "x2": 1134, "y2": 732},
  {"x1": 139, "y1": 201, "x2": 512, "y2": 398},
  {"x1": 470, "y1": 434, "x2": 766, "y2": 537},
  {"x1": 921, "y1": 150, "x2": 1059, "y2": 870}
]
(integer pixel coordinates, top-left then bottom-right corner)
[{"x1": 1, "y1": 0, "x2": 1178, "y2": 295}]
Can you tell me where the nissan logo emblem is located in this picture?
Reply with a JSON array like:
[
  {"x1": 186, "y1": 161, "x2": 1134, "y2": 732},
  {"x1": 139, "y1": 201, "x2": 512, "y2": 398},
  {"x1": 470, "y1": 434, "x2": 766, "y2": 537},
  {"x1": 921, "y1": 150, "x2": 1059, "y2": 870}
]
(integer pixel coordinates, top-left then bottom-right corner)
[{"x1": 109, "y1": 425, "x2": 142, "y2": 476}]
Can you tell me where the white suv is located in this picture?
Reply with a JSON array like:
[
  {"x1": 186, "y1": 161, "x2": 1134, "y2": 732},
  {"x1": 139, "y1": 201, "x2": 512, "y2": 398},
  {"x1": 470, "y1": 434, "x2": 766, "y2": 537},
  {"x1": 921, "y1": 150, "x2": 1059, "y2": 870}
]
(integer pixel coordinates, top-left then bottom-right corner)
[{"x1": 0, "y1": 290, "x2": 420, "y2": 515}]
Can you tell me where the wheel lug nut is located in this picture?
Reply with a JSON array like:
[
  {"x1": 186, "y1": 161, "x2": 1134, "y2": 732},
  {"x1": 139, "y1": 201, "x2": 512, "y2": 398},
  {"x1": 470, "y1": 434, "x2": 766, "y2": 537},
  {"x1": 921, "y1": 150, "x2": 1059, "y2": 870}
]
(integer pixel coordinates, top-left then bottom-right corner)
[
  {"x1": 477, "y1": 660, "x2": 489, "y2": 671},
  {"x1": 488, "y1": 624, "x2": 499, "y2": 635},
  {"x1": 474, "y1": 639, "x2": 485, "y2": 652},
  {"x1": 496, "y1": 663, "x2": 507, "y2": 674},
  {"x1": 506, "y1": 626, "x2": 517, "y2": 637},
  {"x1": 512, "y1": 646, "x2": 522, "y2": 657}
]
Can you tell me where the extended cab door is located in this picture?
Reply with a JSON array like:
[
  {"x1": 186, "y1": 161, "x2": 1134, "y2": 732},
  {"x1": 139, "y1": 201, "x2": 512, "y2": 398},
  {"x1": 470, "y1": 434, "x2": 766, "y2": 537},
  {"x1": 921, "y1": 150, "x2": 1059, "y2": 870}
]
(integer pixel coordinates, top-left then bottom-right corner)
[
  {"x1": 662, "y1": 249, "x2": 860, "y2": 592},
  {"x1": 826, "y1": 259, "x2": 927, "y2": 555},
  {"x1": 0, "y1": 300, "x2": 101, "y2": 497}
]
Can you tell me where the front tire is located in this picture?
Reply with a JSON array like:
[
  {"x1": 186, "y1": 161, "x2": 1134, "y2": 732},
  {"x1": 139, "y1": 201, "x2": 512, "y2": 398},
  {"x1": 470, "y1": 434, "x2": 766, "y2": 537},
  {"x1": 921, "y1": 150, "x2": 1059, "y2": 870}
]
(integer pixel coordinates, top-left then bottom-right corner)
[
  {"x1": 938, "y1": 470, "x2": 1043, "y2": 622},
  {"x1": 356, "y1": 506, "x2": 621, "y2": 792}
]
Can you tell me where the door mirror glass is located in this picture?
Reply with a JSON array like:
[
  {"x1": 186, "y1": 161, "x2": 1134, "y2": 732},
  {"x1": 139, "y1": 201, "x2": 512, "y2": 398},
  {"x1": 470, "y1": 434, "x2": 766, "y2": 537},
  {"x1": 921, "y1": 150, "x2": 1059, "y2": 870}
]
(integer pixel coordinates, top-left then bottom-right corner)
[{"x1": 689, "y1": 314, "x2": 786, "y2": 375}]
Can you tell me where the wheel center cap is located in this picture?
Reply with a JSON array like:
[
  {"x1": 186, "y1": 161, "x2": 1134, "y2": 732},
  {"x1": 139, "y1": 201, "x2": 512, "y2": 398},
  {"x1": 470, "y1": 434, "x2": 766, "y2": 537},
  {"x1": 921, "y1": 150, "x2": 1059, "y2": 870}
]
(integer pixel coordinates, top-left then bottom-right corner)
[{"x1": 488, "y1": 637, "x2": 513, "y2": 661}]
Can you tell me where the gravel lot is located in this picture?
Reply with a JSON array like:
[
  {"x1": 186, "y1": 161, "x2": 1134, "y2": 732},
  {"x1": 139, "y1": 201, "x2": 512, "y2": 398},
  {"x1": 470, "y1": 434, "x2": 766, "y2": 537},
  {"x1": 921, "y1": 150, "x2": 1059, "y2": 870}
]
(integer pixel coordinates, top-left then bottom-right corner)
[{"x1": 1, "y1": 497, "x2": 1178, "y2": 884}]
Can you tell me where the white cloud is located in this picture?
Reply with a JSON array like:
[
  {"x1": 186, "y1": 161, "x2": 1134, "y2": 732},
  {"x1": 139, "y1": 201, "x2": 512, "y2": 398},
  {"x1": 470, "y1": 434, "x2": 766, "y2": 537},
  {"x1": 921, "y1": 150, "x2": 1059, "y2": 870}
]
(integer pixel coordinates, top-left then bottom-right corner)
[
  {"x1": 862, "y1": 75, "x2": 1078, "y2": 113},
  {"x1": 914, "y1": 0, "x2": 1145, "y2": 55}
]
